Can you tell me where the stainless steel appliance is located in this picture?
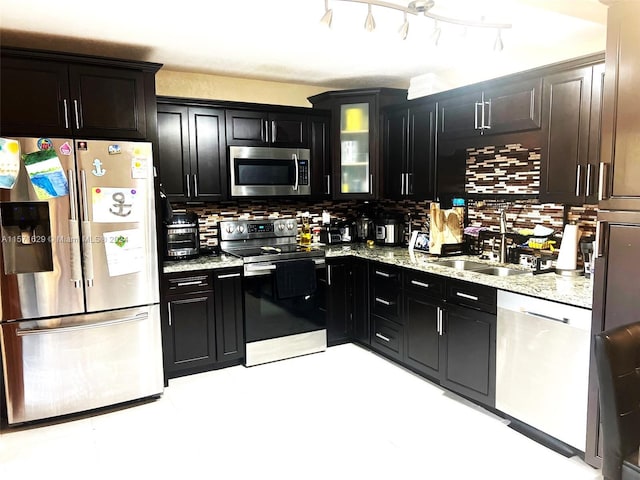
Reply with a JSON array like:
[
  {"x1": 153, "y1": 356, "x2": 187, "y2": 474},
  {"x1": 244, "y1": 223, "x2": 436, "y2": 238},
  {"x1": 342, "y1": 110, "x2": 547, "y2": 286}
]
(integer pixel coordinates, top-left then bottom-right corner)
[
  {"x1": 496, "y1": 291, "x2": 591, "y2": 451},
  {"x1": 165, "y1": 211, "x2": 200, "y2": 259},
  {"x1": 0, "y1": 137, "x2": 163, "y2": 424},
  {"x1": 355, "y1": 214, "x2": 375, "y2": 242},
  {"x1": 229, "y1": 146, "x2": 311, "y2": 197},
  {"x1": 219, "y1": 219, "x2": 326, "y2": 366},
  {"x1": 375, "y1": 214, "x2": 405, "y2": 246}
]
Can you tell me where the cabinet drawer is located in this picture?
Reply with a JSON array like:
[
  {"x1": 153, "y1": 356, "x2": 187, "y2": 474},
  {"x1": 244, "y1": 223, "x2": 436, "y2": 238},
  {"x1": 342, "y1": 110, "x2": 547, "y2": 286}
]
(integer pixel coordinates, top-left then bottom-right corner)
[
  {"x1": 371, "y1": 315, "x2": 404, "y2": 361},
  {"x1": 371, "y1": 287, "x2": 402, "y2": 322},
  {"x1": 446, "y1": 280, "x2": 496, "y2": 314},
  {"x1": 164, "y1": 272, "x2": 212, "y2": 295},
  {"x1": 404, "y1": 270, "x2": 445, "y2": 299},
  {"x1": 371, "y1": 264, "x2": 402, "y2": 285}
]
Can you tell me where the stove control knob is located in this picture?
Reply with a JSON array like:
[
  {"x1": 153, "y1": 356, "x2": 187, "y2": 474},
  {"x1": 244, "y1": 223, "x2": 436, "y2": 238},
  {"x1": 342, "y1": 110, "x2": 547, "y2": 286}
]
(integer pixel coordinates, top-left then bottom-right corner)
[
  {"x1": 286, "y1": 221, "x2": 295, "y2": 231},
  {"x1": 277, "y1": 223, "x2": 285, "y2": 232},
  {"x1": 225, "y1": 223, "x2": 235, "y2": 234},
  {"x1": 237, "y1": 224, "x2": 245, "y2": 234}
]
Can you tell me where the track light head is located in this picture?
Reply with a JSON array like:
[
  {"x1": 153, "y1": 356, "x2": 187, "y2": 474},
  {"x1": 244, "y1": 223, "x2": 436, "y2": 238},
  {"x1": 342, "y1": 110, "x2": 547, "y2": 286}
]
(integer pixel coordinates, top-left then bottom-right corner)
[
  {"x1": 364, "y1": 4, "x2": 376, "y2": 32},
  {"x1": 320, "y1": 0, "x2": 333, "y2": 27}
]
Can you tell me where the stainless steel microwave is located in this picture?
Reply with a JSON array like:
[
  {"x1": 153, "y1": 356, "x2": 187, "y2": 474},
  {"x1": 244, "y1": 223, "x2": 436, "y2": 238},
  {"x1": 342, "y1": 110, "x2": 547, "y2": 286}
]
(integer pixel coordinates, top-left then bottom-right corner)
[{"x1": 229, "y1": 146, "x2": 311, "y2": 197}]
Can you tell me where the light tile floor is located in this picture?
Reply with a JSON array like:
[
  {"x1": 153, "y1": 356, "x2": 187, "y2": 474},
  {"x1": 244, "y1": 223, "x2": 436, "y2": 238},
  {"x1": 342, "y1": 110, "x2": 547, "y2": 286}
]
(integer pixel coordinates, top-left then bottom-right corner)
[{"x1": 1, "y1": 343, "x2": 602, "y2": 480}]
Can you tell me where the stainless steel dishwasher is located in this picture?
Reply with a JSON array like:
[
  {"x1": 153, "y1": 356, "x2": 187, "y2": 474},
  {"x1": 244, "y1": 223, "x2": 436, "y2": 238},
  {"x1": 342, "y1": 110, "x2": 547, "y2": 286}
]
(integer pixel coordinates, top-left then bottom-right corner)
[{"x1": 496, "y1": 291, "x2": 591, "y2": 452}]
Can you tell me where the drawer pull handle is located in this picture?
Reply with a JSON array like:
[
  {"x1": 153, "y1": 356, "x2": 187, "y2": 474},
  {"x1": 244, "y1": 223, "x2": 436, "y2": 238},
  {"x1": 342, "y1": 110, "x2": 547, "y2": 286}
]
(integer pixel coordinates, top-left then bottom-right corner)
[
  {"x1": 456, "y1": 292, "x2": 479, "y2": 301},
  {"x1": 375, "y1": 297, "x2": 392, "y2": 306},
  {"x1": 410, "y1": 280, "x2": 430, "y2": 289},
  {"x1": 217, "y1": 273, "x2": 241, "y2": 279},
  {"x1": 375, "y1": 270, "x2": 391, "y2": 278},
  {"x1": 177, "y1": 280, "x2": 205, "y2": 287},
  {"x1": 375, "y1": 332, "x2": 391, "y2": 342}
]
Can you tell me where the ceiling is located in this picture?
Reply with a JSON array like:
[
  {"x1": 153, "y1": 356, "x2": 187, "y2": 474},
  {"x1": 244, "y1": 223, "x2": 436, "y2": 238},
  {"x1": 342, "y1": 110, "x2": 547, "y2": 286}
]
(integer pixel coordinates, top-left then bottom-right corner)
[{"x1": 0, "y1": 0, "x2": 608, "y2": 92}]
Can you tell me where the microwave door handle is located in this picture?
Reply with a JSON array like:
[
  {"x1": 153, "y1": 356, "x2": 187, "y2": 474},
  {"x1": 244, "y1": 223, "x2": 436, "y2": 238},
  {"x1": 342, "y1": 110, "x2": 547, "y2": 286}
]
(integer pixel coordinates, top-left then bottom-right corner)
[{"x1": 293, "y1": 153, "x2": 299, "y2": 191}]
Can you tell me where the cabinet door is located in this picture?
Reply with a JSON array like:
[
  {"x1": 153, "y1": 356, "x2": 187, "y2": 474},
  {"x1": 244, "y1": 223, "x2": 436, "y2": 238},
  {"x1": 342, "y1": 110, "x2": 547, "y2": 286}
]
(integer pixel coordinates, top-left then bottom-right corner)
[
  {"x1": 69, "y1": 64, "x2": 146, "y2": 139},
  {"x1": 166, "y1": 291, "x2": 216, "y2": 376},
  {"x1": 214, "y1": 270, "x2": 244, "y2": 362},
  {"x1": 310, "y1": 114, "x2": 332, "y2": 197},
  {"x1": 438, "y1": 90, "x2": 482, "y2": 140},
  {"x1": 225, "y1": 110, "x2": 269, "y2": 146},
  {"x1": 351, "y1": 259, "x2": 370, "y2": 345},
  {"x1": 326, "y1": 261, "x2": 351, "y2": 346},
  {"x1": 540, "y1": 67, "x2": 592, "y2": 204},
  {"x1": 189, "y1": 107, "x2": 227, "y2": 201},
  {"x1": 440, "y1": 304, "x2": 496, "y2": 407},
  {"x1": 483, "y1": 77, "x2": 542, "y2": 135},
  {"x1": 599, "y1": 3, "x2": 640, "y2": 210},
  {"x1": 407, "y1": 102, "x2": 436, "y2": 199},
  {"x1": 371, "y1": 315, "x2": 403, "y2": 361},
  {"x1": 0, "y1": 57, "x2": 71, "y2": 136},
  {"x1": 404, "y1": 292, "x2": 441, "y2": 379},
  {"x1": 383, "y1": 107, "x2": 408, "y2": 200},
  {"x1": 269, "y1": 112, "x2": 307, "y2": 147},
  {"x1": 157, "y1": 104, "x2": 191, "y2": 201},
  {"x1": 587, "y1": 63, "x2": 606, "y2": 204}
]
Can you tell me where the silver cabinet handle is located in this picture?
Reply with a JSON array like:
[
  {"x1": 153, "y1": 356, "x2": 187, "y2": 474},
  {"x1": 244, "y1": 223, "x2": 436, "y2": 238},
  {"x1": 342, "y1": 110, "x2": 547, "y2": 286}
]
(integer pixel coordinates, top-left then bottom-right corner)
[
  {"x1": 401, "y1": 173, "x2": 405, "y2": 196},
  {"x1": 595, "y1": 221, "x2": 604, "y2": 258},
  {"x1": 474, "y1": 102, "x2": 482, "y2": 130},
  {"x1": 325, "y1": 174, "x2": 331, "y2": 195},
  {"x1": 456, "y1": 291, "x2": 479, "y2": 301},
  {"x1": 575, "y1": 164, "x2": 582, "y2": 197},
  {"x1": 438, "y1": 308, "x2": 445, "y2": 335},
  {"x1": 375, "y1": 270, "x2": 391, "y2": 278},
  {"x1": 193, "y1": 173, "x2": 199, "y2": 197},
  {"x1": 327, "y1": 265, "x2": 332, "y2": 286},
  {"x1": 437, "y1": 307, "x2": 443, "y2": 335},
  {"x1": 369, "y1": 173, "x2": 373, "y2": 194},
  {"x1": 271, "y1": 120, "x2": 276, "y2": 143},
  {"x1": 217, "y1": 273, "x2": 241, "y2": 279},
  {"x1": 73, "y1": 99, "x2": 81, "y2": 130},
  {"x1": 177, "y1": 280, "x2": 205, "y2": 287},
  {"x1": 407, "y1": 173, "x2": 413, "y2": 195},
  {"x1": 598, "y1": 162, "x2": 608, "y2": 201},
  {"x1": 375, "y1": 297, "x2": 392, "y2": 306},
  {"x1": 410, "y1": 280, "x2": 430, "y2": 289},
  {"x1": 484, "y1": 100, "x2": 492, "y2": 129},
  {"x1": 168, "y1": 304, "x2": 172, "y2": 327},
  {"x1": 375, "y1": 332, "x2": 391, "y2": 342},
  {"x1": 586, "y1": 164, "x2": 593, "y2": 197},
  {"x1": 186, "y1": 174, "x2": 191, "y2": 198},
  {"x1": 63, "y1": 99, "x2": 70, "y2": 129},
  {"x1": 292, "y1": 153, "x2": 299, "y2": 191}
]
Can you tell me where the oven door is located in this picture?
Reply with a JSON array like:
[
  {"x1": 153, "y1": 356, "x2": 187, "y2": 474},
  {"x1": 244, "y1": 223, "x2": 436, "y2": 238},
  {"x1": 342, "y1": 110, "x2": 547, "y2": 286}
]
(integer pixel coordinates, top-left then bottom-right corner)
[
  {"x1": 243, "y1": 258, "x2": 326, "y2": 366},
  {"x1": 229, "y1": 146, "x2": 310, "y2": 197}
]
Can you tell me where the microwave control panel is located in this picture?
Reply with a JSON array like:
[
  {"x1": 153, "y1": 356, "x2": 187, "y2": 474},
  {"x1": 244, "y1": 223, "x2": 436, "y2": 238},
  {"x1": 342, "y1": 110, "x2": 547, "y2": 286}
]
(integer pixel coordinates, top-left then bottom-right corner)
[{"x1": 298, "y1": 159, "x2": 309, "y2": 185}]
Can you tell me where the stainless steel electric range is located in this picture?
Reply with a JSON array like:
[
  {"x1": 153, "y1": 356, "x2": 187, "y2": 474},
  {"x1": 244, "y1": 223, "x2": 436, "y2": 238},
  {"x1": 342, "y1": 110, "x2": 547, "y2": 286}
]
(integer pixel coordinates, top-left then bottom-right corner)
[{"x1": 219, "y1": 219, "x2": 326, "y2": 366}]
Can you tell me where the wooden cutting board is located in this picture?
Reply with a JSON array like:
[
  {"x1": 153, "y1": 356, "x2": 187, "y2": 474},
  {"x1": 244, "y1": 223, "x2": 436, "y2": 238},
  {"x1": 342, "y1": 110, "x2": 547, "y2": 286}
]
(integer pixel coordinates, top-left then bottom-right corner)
[{"x1": 430, "y1": 203, "x2": 463, "y2": 254}]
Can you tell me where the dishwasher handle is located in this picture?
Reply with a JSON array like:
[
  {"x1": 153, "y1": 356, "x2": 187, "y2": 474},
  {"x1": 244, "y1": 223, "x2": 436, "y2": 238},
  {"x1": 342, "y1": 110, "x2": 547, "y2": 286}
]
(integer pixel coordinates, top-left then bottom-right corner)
[{"x1": 522, "y1": 310, "x2": 569, "y2": 324}]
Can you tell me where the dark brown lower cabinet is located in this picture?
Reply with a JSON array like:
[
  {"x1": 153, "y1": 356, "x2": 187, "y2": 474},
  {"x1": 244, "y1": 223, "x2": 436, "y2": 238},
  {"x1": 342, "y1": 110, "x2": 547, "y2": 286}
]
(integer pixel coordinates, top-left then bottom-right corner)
[
  {"x1": 404, "y1": 291, "x2": 441, "y2": 379},
  {"x1": 440, "y1": 303, "x2": 496, "y2": 407},
  {"x1": 162, "y1": 268, "x2": 244, "y2": 380},
  {"x1": 586, "y1": 212, "x2": 640, "y2": 467}
]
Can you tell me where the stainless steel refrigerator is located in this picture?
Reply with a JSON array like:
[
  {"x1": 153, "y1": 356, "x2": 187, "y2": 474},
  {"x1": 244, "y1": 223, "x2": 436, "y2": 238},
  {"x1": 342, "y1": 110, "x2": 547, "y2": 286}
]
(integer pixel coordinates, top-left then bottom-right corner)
[{"x1": 0, "y1": 137, "x2": 163, "y2": 424}]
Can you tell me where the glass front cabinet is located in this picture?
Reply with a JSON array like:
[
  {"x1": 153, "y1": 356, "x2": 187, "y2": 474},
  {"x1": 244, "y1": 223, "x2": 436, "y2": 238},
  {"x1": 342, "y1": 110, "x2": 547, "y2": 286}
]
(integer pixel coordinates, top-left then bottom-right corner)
[{"x1": 309, "y1": 88, "x2": 407, "y2": 200}]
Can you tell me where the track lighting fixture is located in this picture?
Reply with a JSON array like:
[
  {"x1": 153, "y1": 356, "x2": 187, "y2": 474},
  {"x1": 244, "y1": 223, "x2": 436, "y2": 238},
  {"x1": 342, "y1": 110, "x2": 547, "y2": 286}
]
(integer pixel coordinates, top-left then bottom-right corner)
[{"x1": 319, "y1": 0, "x2": 511, "y2": 48}]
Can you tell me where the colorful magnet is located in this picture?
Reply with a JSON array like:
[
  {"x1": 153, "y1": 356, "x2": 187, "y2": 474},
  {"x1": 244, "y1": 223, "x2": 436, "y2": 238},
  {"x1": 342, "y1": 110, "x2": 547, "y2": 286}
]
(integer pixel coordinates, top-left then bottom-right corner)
[
  {"x1": 91, "y1": 159, "x2": 106, "y2": 177},
  {"x1": 77, "y1": 141, "x2": 88, "y2": 151},
  {"x1": 131, "y1": 157, "x2": 148, "y2": 179},
  {"x1": 108, "y1": 144, "x2": 121, "y2": 155},
  {"x1": 37, "y1": 138, "x2": 54, "y2": 151},
  {"x1": 59, "y1": 142, "x2": 72, "y2": 156},
  {"x1": 0, "y1": 138, "x2": 20, "y2": 189},
  {"x1": 23, "y1": 149, "x2": 69, "y2": 199}
]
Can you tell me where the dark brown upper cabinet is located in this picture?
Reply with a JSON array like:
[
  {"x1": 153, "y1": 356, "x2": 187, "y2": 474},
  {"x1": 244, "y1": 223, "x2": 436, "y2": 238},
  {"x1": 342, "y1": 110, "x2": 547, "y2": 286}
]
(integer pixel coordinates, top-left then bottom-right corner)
[
  {"x1": 309, "y1": 88, "x2": 407, "y2": 200},
  {"x1": 540, "y1": 62, "x2": 604, "y2": 205},
  {"x1": 383, "y1": 100, "x2": 436, "y2": 200},
  {"x1": 438, "y1": 77, "x2": 542, "y2": 141},
  {"x1": 599, "y1": 2, "x2": 640, "y2": 211},
  {"x1": 157, "y1": 102, "x2": 227, "y2": 202},
  {"x1": 225, "y1": 110, "x2": 307, "y2": 148},
  {"x1": 309, "y1": 112, "x2": 332, "y2": 198},
  {"x1": 0, "y1": 50, "x2": 159, "y2": 139}
]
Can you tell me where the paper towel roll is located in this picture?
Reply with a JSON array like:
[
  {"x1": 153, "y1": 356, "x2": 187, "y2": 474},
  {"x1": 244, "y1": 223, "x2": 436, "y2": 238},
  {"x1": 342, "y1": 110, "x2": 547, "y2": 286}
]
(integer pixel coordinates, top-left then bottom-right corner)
[{"x1": 556, "y1": 224, "x2": 581, "y2": 270}]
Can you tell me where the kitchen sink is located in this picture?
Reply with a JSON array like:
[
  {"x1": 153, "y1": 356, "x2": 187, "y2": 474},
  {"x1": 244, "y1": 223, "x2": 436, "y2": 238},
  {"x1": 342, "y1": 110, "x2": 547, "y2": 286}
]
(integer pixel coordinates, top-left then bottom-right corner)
[
  {"x1": 473, "y1": 266, "x2": 532, "y2": 277},
  {"x1": 433, "y1": 259, "x2": 487, "y2": 271}
]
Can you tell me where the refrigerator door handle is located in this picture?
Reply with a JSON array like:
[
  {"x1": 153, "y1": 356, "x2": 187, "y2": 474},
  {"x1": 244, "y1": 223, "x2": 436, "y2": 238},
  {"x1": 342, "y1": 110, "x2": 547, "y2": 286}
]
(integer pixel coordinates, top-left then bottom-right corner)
[
  {"x1": 80, "y1": 170, "x2": 94, "y2": 287},
  {"x1": 67, "y1": 169, "x2": 82, "y2": 287},
  {"x1": 16, "y1": 313, "x2": 149, "y2": 336}
]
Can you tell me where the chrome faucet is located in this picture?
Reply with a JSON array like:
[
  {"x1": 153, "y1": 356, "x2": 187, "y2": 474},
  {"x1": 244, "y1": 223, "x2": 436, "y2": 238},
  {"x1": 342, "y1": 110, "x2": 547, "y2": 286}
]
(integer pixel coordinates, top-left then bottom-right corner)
[{"x1": 499, "y1": 209, "x2": 508, "y2": 263}]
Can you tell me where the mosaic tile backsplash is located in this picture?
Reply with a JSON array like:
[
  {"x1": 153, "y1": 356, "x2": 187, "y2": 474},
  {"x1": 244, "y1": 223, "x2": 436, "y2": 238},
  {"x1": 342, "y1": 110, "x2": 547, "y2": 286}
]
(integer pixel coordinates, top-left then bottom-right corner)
[{"x1": 466, "y1": 144, "x2": 541, "y2": 194}]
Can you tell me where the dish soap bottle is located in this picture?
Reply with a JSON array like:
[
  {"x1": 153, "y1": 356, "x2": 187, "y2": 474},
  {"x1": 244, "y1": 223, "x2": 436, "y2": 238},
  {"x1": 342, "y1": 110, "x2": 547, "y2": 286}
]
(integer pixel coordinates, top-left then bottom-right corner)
[{"x1": 300, "y1": 212, "x2": 312, "y2": 246}]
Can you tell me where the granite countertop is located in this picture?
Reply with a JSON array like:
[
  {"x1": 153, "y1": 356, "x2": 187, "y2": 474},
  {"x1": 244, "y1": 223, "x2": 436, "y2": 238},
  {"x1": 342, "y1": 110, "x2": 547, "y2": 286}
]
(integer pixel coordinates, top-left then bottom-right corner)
[
  {"x1": 162, "y1": 244, "x2": 593, "y2": 309},
  {"x1": 323, "y1": 244, "x2": 594, "y2": 310},
  {"x1": 163, "y1": 253, "x2": 243, "y2": 274}
]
